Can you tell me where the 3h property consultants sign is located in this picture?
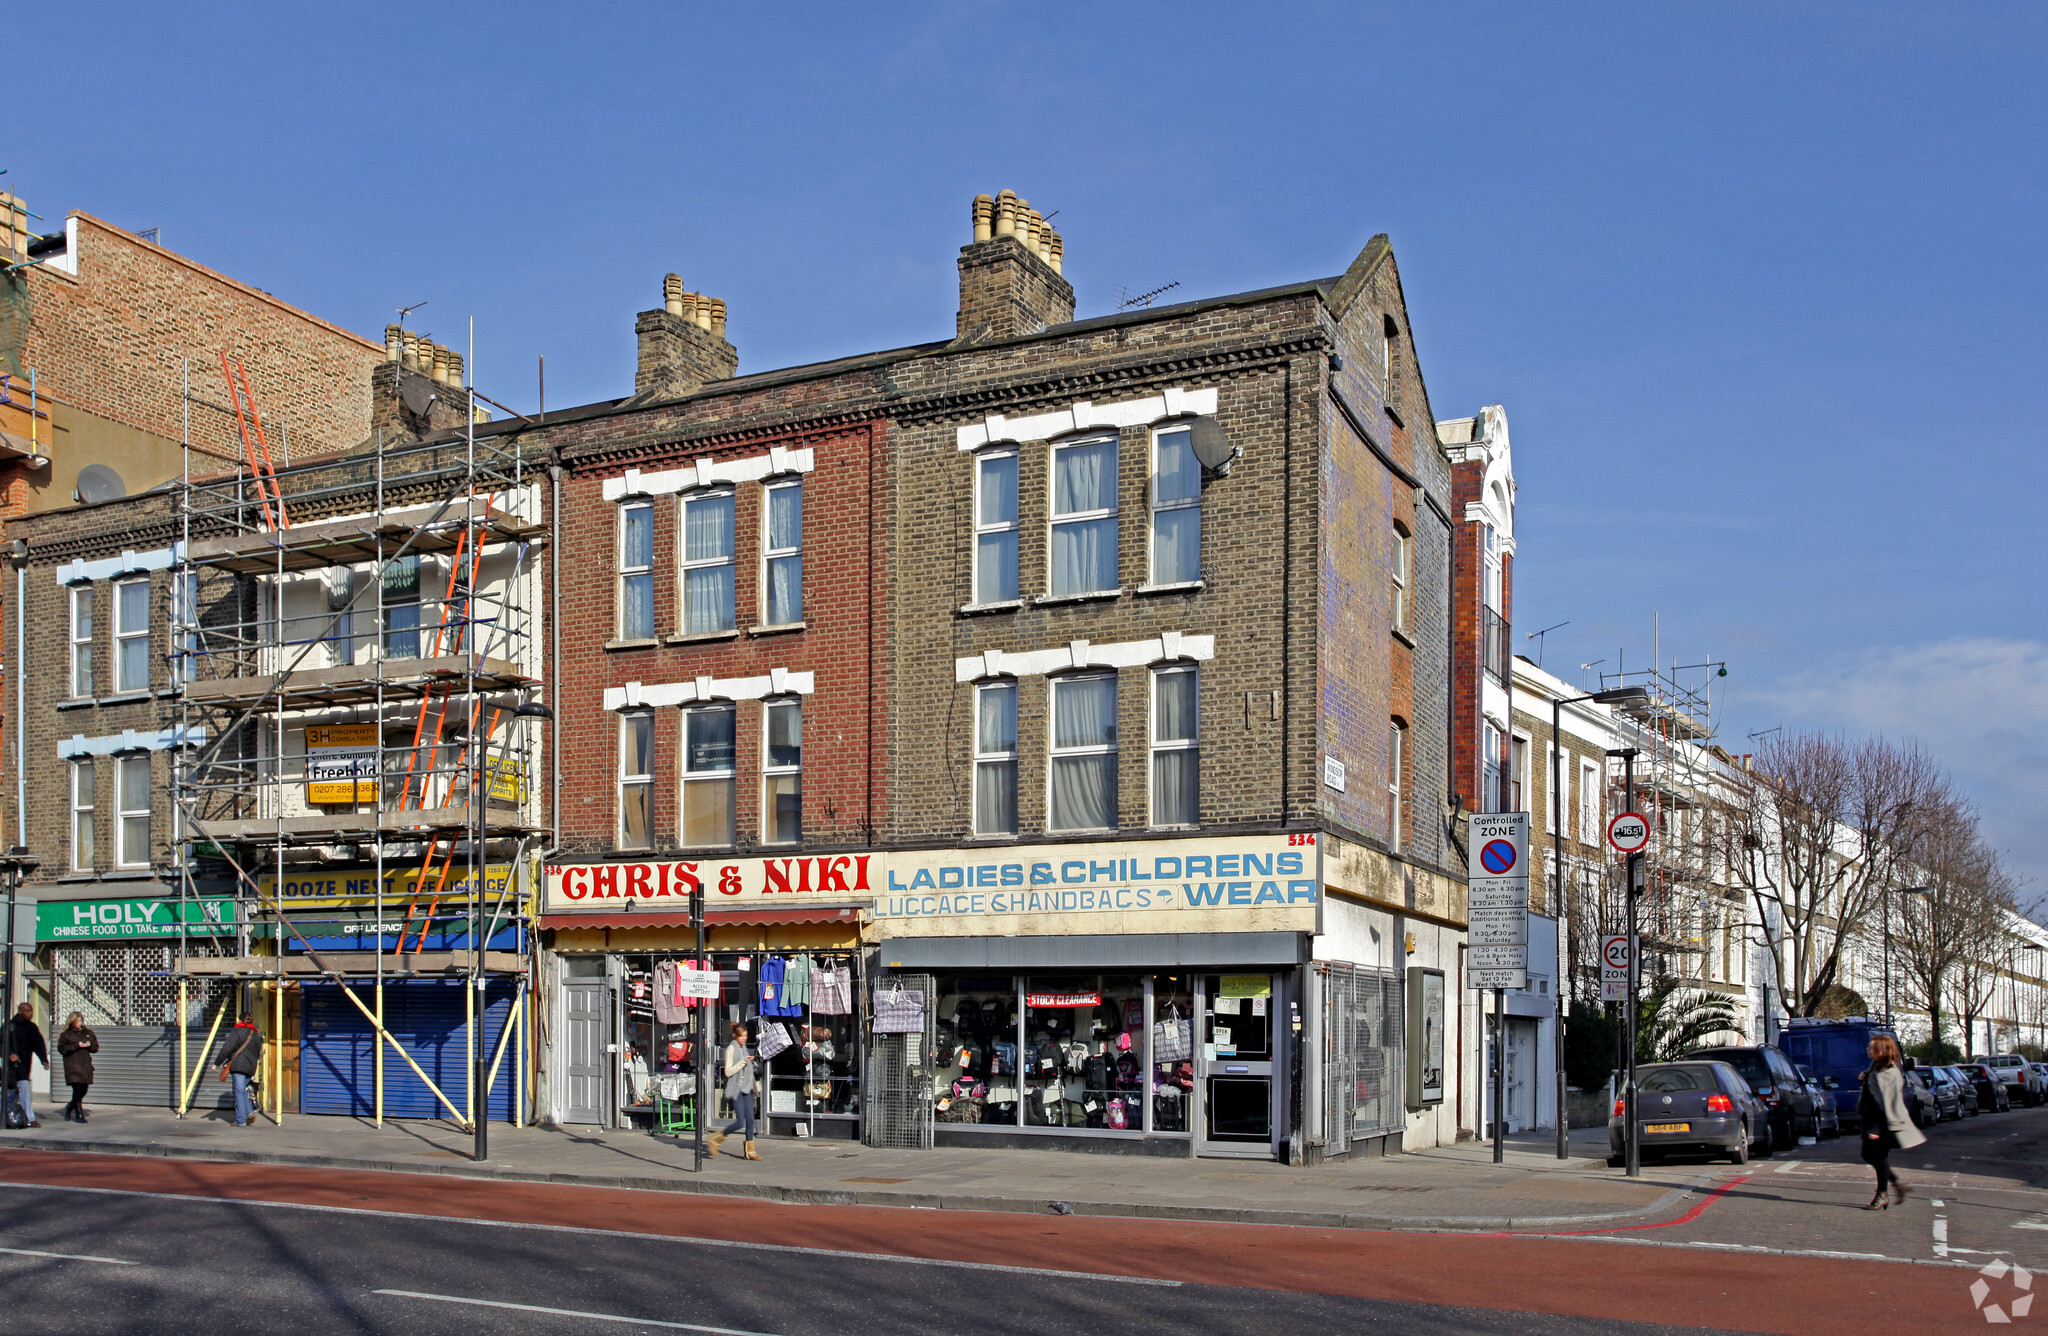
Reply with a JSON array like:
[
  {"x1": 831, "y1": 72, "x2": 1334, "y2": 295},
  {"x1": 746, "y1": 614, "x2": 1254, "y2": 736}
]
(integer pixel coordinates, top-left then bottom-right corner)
[
  {"x1": 38, "y1": 896, "x2": 235, "y2": 941},
  {"x1": 874, "y1": 835, "x2": 1319, "y2": 939}
]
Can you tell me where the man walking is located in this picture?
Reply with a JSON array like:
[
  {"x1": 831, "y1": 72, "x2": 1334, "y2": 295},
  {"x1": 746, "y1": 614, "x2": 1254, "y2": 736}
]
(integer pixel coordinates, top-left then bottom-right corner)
[
  {"x1": 6, "y1": 1002, "x2": 47, "y2": 1128},
  {"x1": 212, "y1": 1013, "x2": 264, "y2": 1127}
]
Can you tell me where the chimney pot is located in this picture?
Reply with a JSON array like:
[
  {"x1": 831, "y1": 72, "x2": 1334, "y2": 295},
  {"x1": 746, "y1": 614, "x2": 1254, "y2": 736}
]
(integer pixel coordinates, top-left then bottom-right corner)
[
  {"x1": 695, "y1": 295, "x2": 713, "y2": 332},
  {"x1": 994, "y1": 193, "x2": 1016, "y2": 239},
  {"x1": 664, "y1": 273, "x2": 684, "y2": 316},
  {"x1": 710, "y1": 297, "x2": 727, "y2": 339},
  {"x1": 449, "y1": 349, "x2": 464, "y2": 388},
  {"x1": 973, "y1": 194, "x2": 994, "y2": 243},
  {"x1": 1048, "y1": 231, "x2": 1064, "y2": 275},
  {"x1": 955, "y1": 194, "x2": 1076, "y2": 344},
  {"x1": 432, "y1": 344, "x2": 451, "y2": 386},
  {"x1": 384, "y1": 325, "x2": 402, "y2": 362},
  {"x1": 401, "y1": 333, "x2": 420, "y2": 371}
]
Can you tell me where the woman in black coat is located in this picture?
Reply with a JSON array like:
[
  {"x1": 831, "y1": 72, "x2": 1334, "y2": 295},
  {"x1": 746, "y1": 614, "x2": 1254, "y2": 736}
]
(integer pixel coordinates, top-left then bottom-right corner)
[{"x1": 58, "y1": 1013, "x2": 98, "y2": 1123}]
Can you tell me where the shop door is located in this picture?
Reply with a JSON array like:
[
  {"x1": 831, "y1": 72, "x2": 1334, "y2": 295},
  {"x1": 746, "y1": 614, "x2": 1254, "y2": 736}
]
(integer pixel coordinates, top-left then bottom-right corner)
[
  {"x1": 563, "y1": 980, "x2": 609, "y2": 1126},
  {"x1": 1196, "y1": 974, "x2": 1280, "y2": 1158}
]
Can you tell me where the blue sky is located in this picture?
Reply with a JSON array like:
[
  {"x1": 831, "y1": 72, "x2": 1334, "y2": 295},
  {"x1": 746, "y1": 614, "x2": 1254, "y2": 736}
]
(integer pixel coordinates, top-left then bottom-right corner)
[{"x1": 23, "y1": 3, "x2": 2047, "y2": 874}]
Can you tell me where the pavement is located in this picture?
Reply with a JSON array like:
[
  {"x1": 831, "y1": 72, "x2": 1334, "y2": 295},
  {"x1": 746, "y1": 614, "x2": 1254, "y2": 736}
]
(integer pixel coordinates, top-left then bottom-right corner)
[{"x1": 0, "y1": 1103, "x2": 1703, "y2": 1230}]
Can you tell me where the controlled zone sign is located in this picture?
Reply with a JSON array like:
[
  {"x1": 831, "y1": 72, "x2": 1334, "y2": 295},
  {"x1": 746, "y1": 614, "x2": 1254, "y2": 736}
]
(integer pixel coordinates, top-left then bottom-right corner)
[
  {"x1": 1607, "y1": 811, "x2": 1650, "y2": 855},
  {"x1": 1468, "y1": 811, "x2": 1529, "y2": 990},
  {"x1": 1601, "y1": 933, "x2": 1631, "y2": 1002}
]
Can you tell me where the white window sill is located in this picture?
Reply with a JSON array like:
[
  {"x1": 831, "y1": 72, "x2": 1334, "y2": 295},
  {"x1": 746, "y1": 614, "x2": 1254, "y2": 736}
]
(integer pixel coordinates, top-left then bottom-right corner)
[
  {"x1": 666, "y1": 629, "x2": 741, "y2": 645},
  {"x1": 102, "y1": 691, "x2": 152, "y2": 705},
  {"x1": 1034, "y1": 589, "x2": 1125, "y2": 607},
  {"x1": 1135, "y1": 580, "x2": 1204, "y2": 596},
  {"x1": 958, "y1": 599, "x2": 1023, "y2": 616},
  {"x1": 965, "y1": 832, "x2": 1020, "y2": 843},
  {"x1": 747, "y1": 621, "x2": 806, "y2": 638},
  {"x1": 604, "y1": 637, "x2": 660, "y2": 652},
  {"x1": 1391, "y1": 626, "x2": 1415, "y2": 648}
]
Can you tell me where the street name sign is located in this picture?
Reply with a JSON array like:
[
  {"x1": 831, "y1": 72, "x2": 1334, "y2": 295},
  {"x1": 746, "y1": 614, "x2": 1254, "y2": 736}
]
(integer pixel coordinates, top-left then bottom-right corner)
[{"x1": 1468, "y1": 812, "x2": 1529, "y2": 990}]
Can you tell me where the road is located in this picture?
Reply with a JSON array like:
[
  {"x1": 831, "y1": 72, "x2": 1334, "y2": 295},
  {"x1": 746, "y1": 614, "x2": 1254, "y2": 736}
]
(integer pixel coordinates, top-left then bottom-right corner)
[{"x1": 1, "y1": 1106, "x2": 2043, "y2": 1335}]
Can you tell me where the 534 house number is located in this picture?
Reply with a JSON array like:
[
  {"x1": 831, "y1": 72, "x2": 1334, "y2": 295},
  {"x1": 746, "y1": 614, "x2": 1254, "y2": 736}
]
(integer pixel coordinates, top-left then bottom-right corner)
[{"x1": 1287, "y1": 833, "x2": 1317, "y2": 846}]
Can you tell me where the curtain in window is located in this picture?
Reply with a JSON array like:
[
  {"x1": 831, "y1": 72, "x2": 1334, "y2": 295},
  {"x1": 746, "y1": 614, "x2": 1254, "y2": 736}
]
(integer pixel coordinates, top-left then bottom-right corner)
[
  {"x1": 1151, "y1": 506, "x2": 1200, "y2": 584},
  {"x1": 1054, "y1": 441, "x2": 1115, "y2": 513},
  {"x1": 767, "y1": 555, "x2": 802, "y2": 625},
  {"x1": 684, "y1": 496, "x2": 735, "y2": 632},
  {"x1": 120, "y1": 758, "x2": 149, "y2": 862},
  {"x1": 684, "y1": 495, "x2": 733, "y2": 561},
  {"x1": 684, "y1": 780, "x2": 734, "y2": 847},
  {"x1": 117, "y1": 582, "x2": 150, "y2": 691},
  {"x1": 72, "y1": 762, "x2": 94, "y2": 869},
  {"x1": 1052, "y1": 518, "x2": 1116, "y2": 596},
  {"x1": 1152, "y1": 670, "x2": 1197, "y2": 825},
  {"x1": 1050, "y1": 676, "x2": 1116, "y2": 830},
  {"x1": 976, "y1": 530, "x2": 1017, "y2": 603},
  {"x1": 1154, "y1": 431, "x2": 1199, "y2": 503},
  {"x1": 975, "y1": 683, "x2": 1017, "y2": 835},
  {"x1": 767, "y1": 485, "x2": 801, "y2": 550},
  {"x1": 979, "y1": 454, "x2": 1018, "y2": 525}
]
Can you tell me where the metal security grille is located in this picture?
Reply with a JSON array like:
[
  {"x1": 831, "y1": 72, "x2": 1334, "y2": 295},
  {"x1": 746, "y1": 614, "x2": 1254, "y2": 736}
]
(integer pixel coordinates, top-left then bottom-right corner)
[
  {"x1": 1321, "y1": 963, "x2": 1406, "y2": 1152},
  {"x1": 52, "y1": 942, "x2": 235, "y2": 1026},
  {"x1": 863, "y1": 972, "x2": 934, "y2": 1150}
]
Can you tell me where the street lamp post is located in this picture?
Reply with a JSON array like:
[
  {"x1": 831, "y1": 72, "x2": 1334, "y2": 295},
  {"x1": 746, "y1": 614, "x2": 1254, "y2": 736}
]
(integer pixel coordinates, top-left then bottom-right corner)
[{"x1": 1548, "y1": 685, "x2": 1649, "y2": 1160}]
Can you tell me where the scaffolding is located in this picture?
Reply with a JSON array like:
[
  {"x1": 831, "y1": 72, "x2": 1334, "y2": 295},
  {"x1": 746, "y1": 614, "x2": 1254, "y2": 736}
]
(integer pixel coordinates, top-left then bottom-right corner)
[{"x1": 167, "y1": 346, "x2": 546, "y2": 1143}]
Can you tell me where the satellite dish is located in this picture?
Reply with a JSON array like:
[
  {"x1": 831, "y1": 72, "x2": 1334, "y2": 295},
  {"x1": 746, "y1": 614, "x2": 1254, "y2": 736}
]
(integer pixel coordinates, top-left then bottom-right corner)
[
  {"x1": 75, "y1": 464, "x2": 126, "y2": 505},
  {"x1": 1186, "y1": 415, "x2": 1238, "y2": 473},
  {"x1": 400, "y1": 375, "x2": 435, "y2": 417}
]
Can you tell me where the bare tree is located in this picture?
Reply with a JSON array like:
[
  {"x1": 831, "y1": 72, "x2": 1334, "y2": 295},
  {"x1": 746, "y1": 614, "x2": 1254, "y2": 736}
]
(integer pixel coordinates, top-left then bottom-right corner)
[
  {"x1": 1894, "y1": 797, "x2": 2012, "y2": 1059},
  {"x1": 1724, "y1": 733, "x2": 1947, "y2": 1024}
]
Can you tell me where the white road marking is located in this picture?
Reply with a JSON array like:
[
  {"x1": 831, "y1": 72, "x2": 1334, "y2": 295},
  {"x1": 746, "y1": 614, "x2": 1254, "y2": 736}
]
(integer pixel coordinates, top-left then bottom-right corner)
[
  {"x1": 0, "y1": 1245, "x2": 137, "y2": 1266},
  {"x1": 1935, "y1": 1215, "x2": 1950, "y2": 1258},
  {"x1": 374, "y1": 1290, "x2": 777, "y2": 1335},
  {"x1": 0, "y1": 1181, "x2": 1182, "y2": 1288},
  {"x1": 1933, "y1": 1200, "x2": 1946, "y2": 1207},
  {"x1": 1773, "y1": 1160, "x2": 1804, "y2": 1174}
]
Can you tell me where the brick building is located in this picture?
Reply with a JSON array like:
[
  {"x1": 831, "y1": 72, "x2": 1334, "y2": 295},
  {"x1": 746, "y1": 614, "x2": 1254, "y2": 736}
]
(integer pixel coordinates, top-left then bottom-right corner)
[{"x1": 535, "y1": 192, "x2": 1475, "y2": 1159}]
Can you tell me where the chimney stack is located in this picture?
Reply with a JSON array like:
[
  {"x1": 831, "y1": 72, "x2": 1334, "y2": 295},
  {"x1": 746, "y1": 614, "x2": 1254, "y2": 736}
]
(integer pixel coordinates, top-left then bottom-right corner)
[
  {"x1": 635, "y1": 273, "x2": 737, "y2": 400},
  {"x1": 955, "y1": 188, "x2": 1075, "y2": 345}
]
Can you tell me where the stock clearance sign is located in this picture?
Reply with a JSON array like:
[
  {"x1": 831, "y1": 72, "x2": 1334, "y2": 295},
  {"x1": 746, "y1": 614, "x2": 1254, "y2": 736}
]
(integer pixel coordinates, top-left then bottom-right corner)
[{"x1": 542, "y1": 836, "x2": 1320, "y2": 937}]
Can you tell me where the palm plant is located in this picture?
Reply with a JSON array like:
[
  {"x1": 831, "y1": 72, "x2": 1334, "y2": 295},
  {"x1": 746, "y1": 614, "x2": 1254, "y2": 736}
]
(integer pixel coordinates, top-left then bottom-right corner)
[{"x1": 1635, "y1": 978, "x2": 1744, "y2": 1064}]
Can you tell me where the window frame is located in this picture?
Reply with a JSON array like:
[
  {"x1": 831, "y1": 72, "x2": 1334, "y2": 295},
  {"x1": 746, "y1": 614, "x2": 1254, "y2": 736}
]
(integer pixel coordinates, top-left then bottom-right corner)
[
  {"x1": 1390, "y1": 523, "x2": 1410, "y2": 633},
  {"x1": 972, "y1": 678, "x2": 1019, "y2": 837},
  {"x1": 617, "y1": 498, "x2": 656, "y2": 642},
  {"x1": 1545, "y1": 742, "x2": 1565, "y2": 835},
  {"x1": 1147, "y1": 424, "x2": 1202, "y2": 588},
  {"x1": 1388, "y1": 720, "x2": 1406, "y2": 853},
  {"x1": 762, "y1": 696, "x2": 802, "y2": 845},
  {"x1": 1482, "y1": 723, "x2": 1505, "y2": 814},
  {"x1": 971, "y1": 448, "x2": 1020, "y2": 607},
  {"x1": 1047, "y1": 670, "x2": 1119, "y2": 833},
  {"x1": 1148, "y1": 663, "x2": 1199, "y2": 828},
  {"x1": 114, "y1": 753, "x2": 150, "y2": 870},
  {"x1": 381, "y1": 555, "x2": 423, "y2": 660},
  {"x1": 760, "y1": 478, "x2": 804, "y2": 628},
  {"x1": 677, "y1": 488, "x2": 737, "y2": 634},
  {"x1": 617, "y1": 711, "x2": 655, "y2": 851},
  {"x1": 1510, "y1": 731, "x2": 1530, "y2": 815},
  {"x1": 1579, "y1": 759, "x2": 1601, "y2": 844},
  {"x1": 679, "y1": 701, "x2": 738, "y2": 848},
  {"x1": 69, "y1": 759, "x2": 95, "y2": 872},
  {"x1": 1047, "y1": 435, "x2": 1120, "y2": 598},
  {"x1": 113, "y1": 577, "x2": 151, "y2": 694},
  {"x1": 68, "y1": 584, "x2": 94, "y2": 698}
]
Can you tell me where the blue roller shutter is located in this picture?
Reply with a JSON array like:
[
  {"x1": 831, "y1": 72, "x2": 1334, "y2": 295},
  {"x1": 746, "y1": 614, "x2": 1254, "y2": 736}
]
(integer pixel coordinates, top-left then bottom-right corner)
[{"x1": 299, "y1": 980, "x2": 517, "y2": 1121}]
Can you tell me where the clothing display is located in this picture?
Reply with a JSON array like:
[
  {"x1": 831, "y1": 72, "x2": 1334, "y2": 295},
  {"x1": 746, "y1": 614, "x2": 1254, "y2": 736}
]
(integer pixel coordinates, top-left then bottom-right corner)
[
  {"x1": 783, "y1": 955, "x2": 813, "y2": 1009},
  {"x1": 811, "y1": 965, "x2": 853, "y2": 1015}
]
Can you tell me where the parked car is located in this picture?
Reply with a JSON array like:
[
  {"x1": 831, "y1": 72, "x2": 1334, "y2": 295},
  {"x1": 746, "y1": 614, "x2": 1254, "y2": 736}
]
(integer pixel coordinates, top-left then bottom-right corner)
[
  {"x1": 1933, "y1": 1065, "x2": 1982, "y2": 1114},
  {"x1": 1919, "y1": 1066, "x2": 1966, "y2": 1122},
  {"x1": 1957, "y1": 1062, "x2": 2013, "y2": 1112},
  {"x1": 1681, "y1": 1044, "x2": 1821, "y2": 1146},
  {"x1": 1972, "y1": 1055, "x2": 2043, "y2": 1107},
  {"x1": 1609, "y1": 1060, "x2": 1772, "y2": 1166},
  {"x1": 1781, "y1": 1019, "x2": 1902, "y2": 1131},
  {"x1": 1796, "y1": 1064, "x2": 1841, "y2": 1137},
  {"x1": 1903, "y1": 1067, "x2": 1938, "y2": 1127}
]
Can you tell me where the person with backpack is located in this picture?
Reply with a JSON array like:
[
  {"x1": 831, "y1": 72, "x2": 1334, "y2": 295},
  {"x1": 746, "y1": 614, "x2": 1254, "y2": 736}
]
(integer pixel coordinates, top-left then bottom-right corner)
[
  {"x1": 707, "y1": 1021, "x2": 761, "y2": 1160},
  {"x1": 5, "y1": 1002, "x2": 47, "y2": 1128},
  {"x1": 1858, "y1": 1034, "x2": 1925, "y2": 1209},
  {"x1": 213, "y1": 1013, "x2": 265, "y2": 1127},
  {"x1": 57, "y1": 1012, "x2": 99, "y2": 1123}
]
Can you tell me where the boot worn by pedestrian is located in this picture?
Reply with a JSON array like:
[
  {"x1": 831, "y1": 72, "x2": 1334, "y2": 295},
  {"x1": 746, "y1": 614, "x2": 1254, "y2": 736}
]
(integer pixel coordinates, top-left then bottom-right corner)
[
  {"x1": 1863, "y1": 1188, "x2": 1889, "y2": 1210},
  {"x1": 743, "y1": 1139, "x2": 761, "y2": 1160},
  {"x1": 1892, "y1": 1181, "x2": 1911, "y2": 1206},
  {"x1": 707, "y1": 1132, "x2": 727, "y2": 1156}
]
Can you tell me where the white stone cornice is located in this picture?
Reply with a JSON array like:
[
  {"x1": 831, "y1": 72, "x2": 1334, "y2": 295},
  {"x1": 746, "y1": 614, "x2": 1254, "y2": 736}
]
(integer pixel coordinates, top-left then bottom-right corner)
[
  {"x1": 955, "y1": 632, "x2": 1214, "y2": 682},
  {"x1": 956, "y1": 386, "x2": 1219, "y2": 450},
  {"x1": 604, "y1": 670, "x2": 816, "y2": 711},
  {"x1": 602, "y1": 445, "x2": 814, "y2": 502}
]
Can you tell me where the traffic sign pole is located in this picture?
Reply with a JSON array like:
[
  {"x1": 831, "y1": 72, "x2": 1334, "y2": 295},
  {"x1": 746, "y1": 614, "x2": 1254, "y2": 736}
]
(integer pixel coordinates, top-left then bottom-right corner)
[{"x1": 1618, "y1": 750, "x2": 1641, "y2": 1179}]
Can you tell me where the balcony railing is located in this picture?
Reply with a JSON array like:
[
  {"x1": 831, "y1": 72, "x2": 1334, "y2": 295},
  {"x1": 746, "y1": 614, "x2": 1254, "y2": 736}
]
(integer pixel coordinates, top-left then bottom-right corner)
[{"x1": 1484, "y1": 607, "x2": 1511, "y2": 688}]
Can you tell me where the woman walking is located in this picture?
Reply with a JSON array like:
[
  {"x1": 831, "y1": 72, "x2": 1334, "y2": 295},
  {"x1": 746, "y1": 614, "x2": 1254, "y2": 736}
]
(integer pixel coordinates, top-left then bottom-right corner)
[
  {"x1": 707, "y1": 1022, "x2": 762, "y2": 1160},
  {"x1": 1858, "y1": 1034, "x2": 1926, "y2": 1209},
  {"x1": 57, "y1": 1013, "x2": 98, "y2": 1124}
]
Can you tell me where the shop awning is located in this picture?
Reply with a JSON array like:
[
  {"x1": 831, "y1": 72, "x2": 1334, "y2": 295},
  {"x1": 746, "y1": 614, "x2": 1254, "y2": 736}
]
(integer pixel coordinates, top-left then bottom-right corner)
[{"x1": 536, "y1": 906, "x2": 861, "y2": 931}]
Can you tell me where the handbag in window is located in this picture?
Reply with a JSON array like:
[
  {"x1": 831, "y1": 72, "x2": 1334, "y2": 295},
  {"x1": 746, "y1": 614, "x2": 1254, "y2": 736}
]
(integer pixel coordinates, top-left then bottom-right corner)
[
  {"x1": 1152, "y1": 1003, "x2": 1192, "y2": 1063},
  {"x1": 873, "y1": 981, "x2": 926, "y2": 1034},
  {"x1": 756, "y1": 1021, "x2": 794, "y2": 1059}
]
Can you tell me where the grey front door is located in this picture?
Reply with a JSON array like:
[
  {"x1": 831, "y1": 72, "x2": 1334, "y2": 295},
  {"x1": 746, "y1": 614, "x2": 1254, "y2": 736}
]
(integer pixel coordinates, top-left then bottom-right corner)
[{"x1": 563, "y1": 980, "x2": 608, "y2": 1126}]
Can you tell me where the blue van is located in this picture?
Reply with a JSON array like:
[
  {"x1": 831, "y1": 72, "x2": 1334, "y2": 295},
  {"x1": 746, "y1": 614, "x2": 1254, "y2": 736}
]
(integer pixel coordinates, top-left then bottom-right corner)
[{"x1": 1780, "y1": 1019, "x2": 1898, "y2": 1129}]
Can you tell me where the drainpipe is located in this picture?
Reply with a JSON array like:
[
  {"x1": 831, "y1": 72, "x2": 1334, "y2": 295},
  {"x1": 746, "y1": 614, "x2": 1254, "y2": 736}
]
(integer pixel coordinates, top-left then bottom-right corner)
[
  {"x1": 547, "y1": 460, "x2": 562, "y2": 859},
  {"x1": 13, "y1": 537, "x2": 25, "y2": 851}
]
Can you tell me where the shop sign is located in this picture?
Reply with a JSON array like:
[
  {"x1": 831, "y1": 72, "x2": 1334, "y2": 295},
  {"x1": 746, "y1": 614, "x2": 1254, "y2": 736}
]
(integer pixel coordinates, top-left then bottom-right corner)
[
  {"x1": 38, "y1": 896, "x2": 235, "y2": 941},
  {"x1": 306, "y1": 724, "x2": 378, "y2": 805},
  {"x1": 1025, "y1": 991, "x2": 1101, "y2": 1008},
  {"x1": 543, "y1": 852, "x2": 876, "y2": 912},
  {"x1": 874, "y1": 835, "x2": 1318, "y2": 938},
  {"x1": 257, "y1": 863, "x2": 516, "y2": 910},
  {"x1": 1217, "y1": 975, "x2": 1272, "y2": 999}
]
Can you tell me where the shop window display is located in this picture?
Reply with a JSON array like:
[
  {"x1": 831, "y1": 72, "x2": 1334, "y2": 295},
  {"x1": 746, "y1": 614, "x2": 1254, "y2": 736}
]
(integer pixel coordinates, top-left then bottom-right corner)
[{"x1": 1152, "y1": 975, "x2": 1195, "y2": 1132}]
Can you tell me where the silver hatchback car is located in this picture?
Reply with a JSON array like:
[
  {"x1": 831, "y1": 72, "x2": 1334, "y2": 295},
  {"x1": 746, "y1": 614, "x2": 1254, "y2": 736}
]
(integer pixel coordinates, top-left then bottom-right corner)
[{"x1": 1608, "y1": 1060, "x2": 1773, "y2": 1166}]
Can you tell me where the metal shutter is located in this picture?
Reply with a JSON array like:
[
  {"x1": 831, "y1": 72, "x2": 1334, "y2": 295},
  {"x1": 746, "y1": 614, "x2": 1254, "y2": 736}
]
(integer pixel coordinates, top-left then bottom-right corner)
[
  {"x1": 300, "y1": 980, "x2": 516, "y2": 1121},
  {"x1": 863, "y1": 972, "x2": 934, "y2": 1149}
]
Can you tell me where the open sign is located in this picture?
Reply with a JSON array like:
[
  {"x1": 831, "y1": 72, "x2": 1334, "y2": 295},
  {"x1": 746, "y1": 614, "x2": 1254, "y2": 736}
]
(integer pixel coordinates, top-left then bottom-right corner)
[{"x1": 1607, "y1": 812, "x2": 1650, "y2": 854}]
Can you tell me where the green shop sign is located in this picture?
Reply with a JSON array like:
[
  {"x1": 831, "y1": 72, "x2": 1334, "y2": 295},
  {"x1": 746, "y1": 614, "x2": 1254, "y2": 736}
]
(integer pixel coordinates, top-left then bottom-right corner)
[{"x1": 37, "y1": 896, "x2": 236, "y2": 941}]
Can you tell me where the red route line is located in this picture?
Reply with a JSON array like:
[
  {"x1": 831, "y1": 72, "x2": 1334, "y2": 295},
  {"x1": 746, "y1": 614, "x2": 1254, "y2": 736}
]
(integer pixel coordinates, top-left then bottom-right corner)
[
  {"x1": 1463, "y1": 1174, "x2": 1752, "y2": 1238},
  {"x1": 0, "y1": 1151, "x2": 1985, "y2": 1335}
]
